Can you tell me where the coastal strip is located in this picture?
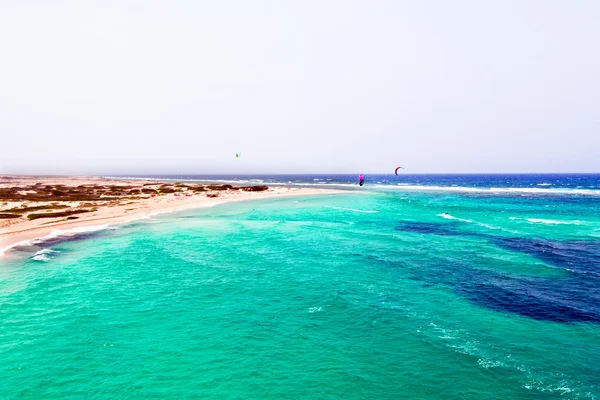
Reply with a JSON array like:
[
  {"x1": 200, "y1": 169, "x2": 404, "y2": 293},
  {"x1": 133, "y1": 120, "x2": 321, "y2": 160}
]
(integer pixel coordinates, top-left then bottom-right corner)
[{"x1": 0, "y1": 176, "x2": 342, "y2": 256}]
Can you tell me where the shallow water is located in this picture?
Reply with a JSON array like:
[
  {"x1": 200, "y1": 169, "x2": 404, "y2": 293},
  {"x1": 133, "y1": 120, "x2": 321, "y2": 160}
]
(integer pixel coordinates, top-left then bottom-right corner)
[{"x1": 1, "y1": 190, "x2": 599, "y2": 399}]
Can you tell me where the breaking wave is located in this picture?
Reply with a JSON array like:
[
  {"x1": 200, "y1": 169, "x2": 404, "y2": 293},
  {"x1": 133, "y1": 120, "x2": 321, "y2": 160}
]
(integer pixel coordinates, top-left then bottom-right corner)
[
  {"x1": 326, "y1": 206, "x2": 380, "y2": 213},
  {"x1": 509, "y1": 217, "x2": 583, "y2": 225},
  {"x1": 0, "y1": 224, "x2": 116, "y2": 257},
  {"x1": 32, "y1": 248, "x2": 59, "y2": 262},
  {"x1": 437, "y1": 213, "x2": 473, "y2": 223}
]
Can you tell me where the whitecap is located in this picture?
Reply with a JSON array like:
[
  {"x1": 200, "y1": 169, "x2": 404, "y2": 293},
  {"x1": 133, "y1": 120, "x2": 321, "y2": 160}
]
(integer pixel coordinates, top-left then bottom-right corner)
[
  {"x1": 437, "y1": 214, "x2": 518, "y2": 233},
  {"x1": 325, "y1": 206, "x2": 379, "y2": 213},
  {"x1": 32, "y1": 248, "x2": 59, "y2": 262},
  {"x1": 477, "y1": 358, "x2": 505, "y2": 369},
  {"x1": 387, "y1": 185, "x2": 600, "y2": 196},
  {"x1": 525, "y1": 218, "x2": 581, "y2": 225},
  {"x1": 34, "y1": 248, "x2": 58, "y2": 255},
  {"x1": 32, "y1": 254, "x2": 50, "y2": 262},
  {"x1": 437, "y1": 213, "x2": 473, "y2": 223}
]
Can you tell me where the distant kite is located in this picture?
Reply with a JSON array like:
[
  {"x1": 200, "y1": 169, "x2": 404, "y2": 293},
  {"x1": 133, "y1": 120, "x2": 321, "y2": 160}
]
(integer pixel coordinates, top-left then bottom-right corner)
[
  {"x1": 235, "y1": 152, "x2": 241, "y2": 158},
  {"x1": 395, "y1": 166, "x2": 404, "y2": 176}
]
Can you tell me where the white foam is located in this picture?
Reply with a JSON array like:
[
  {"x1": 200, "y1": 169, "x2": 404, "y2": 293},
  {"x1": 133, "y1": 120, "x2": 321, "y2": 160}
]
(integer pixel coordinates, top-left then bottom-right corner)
[
  {"x1": 510, "y1": 217, "x2": 582, "y2": 225},
  {"x1": 0, "y1": 224, "x2": 114, "y2": 257},
  {"x1": 104, "y1": 176, "x2": 600, "y2": 196},
  {"x1": 386, "y1": 184, "x2": 600, "y2": 196},
  {"x1": 325, "y1": 206, "x2": 380, "y2": 213},
  {"x1": 489, "y1": 187, "x2": 600, "y2": 195},
  {"x1": 33, "y1": 248, "x2": 58, "y2": 255},
  {"x1": 31, "y1": 248, "x2": 59, "y2": 262},
  {"x1": 437, "y1": 213, "x2": 473, "y2": 223},
  {"x1": 477, "y1": 358, "x2": 505, "y2": 369},
  {"x1": 1, "y1": 240, "x2": 25, "y2": 256},
  {"x1": 526, "y1": 218, "x2": 581, "y2": 225},
  {"x1": 41, "y1": 224, "x2": 114, "y2": 242},
  {"x1": 438, "y1": 214, "x2": 520, "y2": 233}
]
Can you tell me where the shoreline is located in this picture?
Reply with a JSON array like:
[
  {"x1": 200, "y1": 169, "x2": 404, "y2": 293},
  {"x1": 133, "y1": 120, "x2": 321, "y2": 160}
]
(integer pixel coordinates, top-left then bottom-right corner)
[{"x1": 0, "y1": 176, "x2": 343, "y2": 257}]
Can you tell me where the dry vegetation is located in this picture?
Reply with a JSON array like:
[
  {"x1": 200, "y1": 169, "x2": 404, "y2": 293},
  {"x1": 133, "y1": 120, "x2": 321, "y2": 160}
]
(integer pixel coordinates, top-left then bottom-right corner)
[
  {"x1": 0, "y1": 213, "x2": 21, "y2": 219},
  {"x1": 27, "y1": 209, "x2": 92, "y2": 220}
]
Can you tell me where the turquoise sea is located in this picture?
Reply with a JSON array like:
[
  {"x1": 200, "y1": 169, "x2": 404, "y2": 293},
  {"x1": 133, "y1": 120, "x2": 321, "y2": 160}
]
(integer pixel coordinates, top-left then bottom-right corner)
[{"x1": 1, "y1": 178, "x2": 600, "y2": 399}]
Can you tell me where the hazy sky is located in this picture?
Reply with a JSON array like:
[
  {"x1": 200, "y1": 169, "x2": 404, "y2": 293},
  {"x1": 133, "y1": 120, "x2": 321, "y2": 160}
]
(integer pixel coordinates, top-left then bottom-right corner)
[{"x1": 1, "y1": 1, "x2": 598, "y2": 174}]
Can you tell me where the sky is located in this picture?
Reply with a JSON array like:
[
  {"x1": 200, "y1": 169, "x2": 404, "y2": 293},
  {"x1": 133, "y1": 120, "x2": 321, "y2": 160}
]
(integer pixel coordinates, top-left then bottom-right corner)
[{"x1": 0, "y1": 1, "x2": 598, "y2": 175}]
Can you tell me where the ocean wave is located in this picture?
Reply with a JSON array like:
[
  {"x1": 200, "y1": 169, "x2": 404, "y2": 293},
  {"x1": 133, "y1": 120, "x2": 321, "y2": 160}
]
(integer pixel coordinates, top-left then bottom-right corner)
[
  {"x1": 526, "y1": 218, "x2": 581, "y2": 225},
  {"x1": 37, "y1": 225, "x2": 115, "y2": 243},
  {"x1": 437, "y1": 213, "x2": 473, "y2": 223},
  {"x1": 325, "y1": 206, "x2": 380, "y2": 213},
  {"x1": 420, "y1": 317, "x2": 589, "y2": 398},
  {"x1": 32, "y1": 248, "x2": 59, "y2": 262},
  {"x1": 0, "y1": 224, "x2": 116, "y2": 257},
  {"x1": 509, "y1": 217, "x2": 582, "y2": 225},
  {"x1": 436, "y1": 213, "x2": 519, "y2": 233},
  {"x1": 33, "y1": 248, "x2": 58, "y2": 255},
  {"x1": 372, "y1": 183, "x2": 600, "y2": 196},
  {"x1": 104, "y1": 176, "x2": 600, "y2": 196},
  {"x1": 389, "y1": 185, "x2": 600, "y2": 196},
  {"x1": 32, "y1": 254, "x2": 50, "y2": 262},
  {"x1": 291, "y1": 182, "x2": 600, "y2": 196}
]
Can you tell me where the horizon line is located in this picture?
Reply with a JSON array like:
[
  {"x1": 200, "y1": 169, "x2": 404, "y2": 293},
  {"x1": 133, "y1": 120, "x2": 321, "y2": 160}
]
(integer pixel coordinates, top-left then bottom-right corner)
[{"x1": 2, "y1": 172, "x2": 600, "y2": 177}]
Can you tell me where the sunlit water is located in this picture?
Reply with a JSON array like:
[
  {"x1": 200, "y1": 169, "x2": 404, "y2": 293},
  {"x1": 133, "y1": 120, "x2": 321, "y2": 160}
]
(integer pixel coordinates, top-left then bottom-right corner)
[{"x1": 1, "y1": 186, "x2": 599, "y2": 398}]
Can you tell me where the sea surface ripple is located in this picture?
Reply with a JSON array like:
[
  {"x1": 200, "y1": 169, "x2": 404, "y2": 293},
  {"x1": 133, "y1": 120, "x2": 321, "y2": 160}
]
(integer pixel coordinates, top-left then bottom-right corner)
[{"x1": 1, "y1": 184, "x2": 599, "y2": 399}]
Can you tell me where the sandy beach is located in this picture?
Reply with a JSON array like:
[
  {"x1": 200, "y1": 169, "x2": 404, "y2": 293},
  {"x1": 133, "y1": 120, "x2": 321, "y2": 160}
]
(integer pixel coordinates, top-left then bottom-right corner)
[{"x1": 0, "y1": 175, "x2": 341, "y2": 256}]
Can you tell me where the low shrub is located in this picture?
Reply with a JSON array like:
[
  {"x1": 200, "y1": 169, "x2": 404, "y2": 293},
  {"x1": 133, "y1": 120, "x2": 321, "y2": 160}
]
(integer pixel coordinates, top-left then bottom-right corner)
[{"x1": 27, "y1": 209, "x2": 91, "y2": 220}]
